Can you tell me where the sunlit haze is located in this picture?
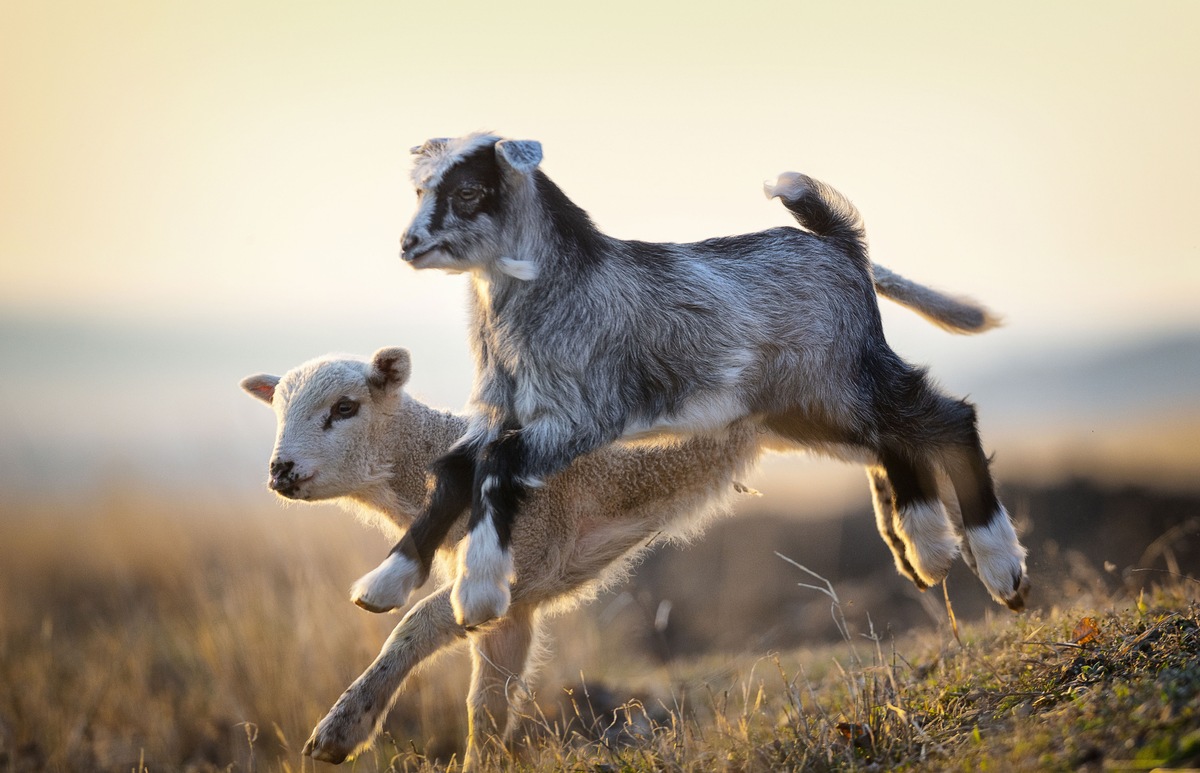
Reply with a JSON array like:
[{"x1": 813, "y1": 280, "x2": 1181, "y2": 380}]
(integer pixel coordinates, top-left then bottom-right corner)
[{"x1": 2, "y1": 1, "x2": 1198, "y2": 506}]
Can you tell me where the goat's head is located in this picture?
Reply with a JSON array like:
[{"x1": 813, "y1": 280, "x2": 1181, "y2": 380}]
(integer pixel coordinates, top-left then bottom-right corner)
[
  {"x1": 240, "y1": 347, "x2": 412, "y2": 501},
  {"x1": 400, "y1": 133, "x2": 544, "y2": 280}
]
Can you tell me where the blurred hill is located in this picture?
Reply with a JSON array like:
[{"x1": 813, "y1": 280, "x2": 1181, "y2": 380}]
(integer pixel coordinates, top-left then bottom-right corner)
[
  {"x1": 608, "y1": 476, "x2": 1200, "y2": 658},
  {"x1": 713, "y1": 328, "x2": 1200, "y2": 510},
  {"x1": 1, "y1": 311, "x2": 1198, "y2": 502}
]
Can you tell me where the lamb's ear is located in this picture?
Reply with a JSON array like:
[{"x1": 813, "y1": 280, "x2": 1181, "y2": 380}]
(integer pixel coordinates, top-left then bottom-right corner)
[
  {"x1": 241, "y1": 374, "x2": 280, "y2": 405},
  {"x1": 368, "y1": 347, "x2": 412, "y2": 395},
  {"x1": 495, "y1": 139, "x2": 543, "y2": 175}
]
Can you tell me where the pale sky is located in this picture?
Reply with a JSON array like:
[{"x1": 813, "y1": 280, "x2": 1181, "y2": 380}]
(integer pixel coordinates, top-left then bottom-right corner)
[{"x1": 2, "y1": 1, "x2": 1198, "y2": 501}]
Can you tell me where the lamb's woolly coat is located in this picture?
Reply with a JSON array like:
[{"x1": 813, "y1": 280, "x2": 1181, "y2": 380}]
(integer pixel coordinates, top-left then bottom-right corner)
[{"x1": 242, "y1": 348, "x2": 762, "y2": 768}]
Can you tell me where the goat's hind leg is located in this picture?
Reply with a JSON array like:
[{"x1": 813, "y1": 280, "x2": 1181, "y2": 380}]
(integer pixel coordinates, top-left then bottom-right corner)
[
  {"x1": 867, "y1": 467, "x2": 928, "y2": 590},
  {"x1": 941, "y1": 437, "x2": 1028, "y2": 610},
  {"x1": 352, "y1": 440, "x2": 478, "y2": 612},
  {"x1": 305, "y1": 587, "x2": 464, "y2": 764},
  {"x1": 878, "y1": 449, "x2": 961, "y2": 587}
]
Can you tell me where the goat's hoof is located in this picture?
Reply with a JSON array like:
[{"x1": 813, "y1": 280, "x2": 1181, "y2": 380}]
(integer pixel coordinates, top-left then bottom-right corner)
[
  {"x1": 965, "y1": 517, "x2": 1029, "y2": 612},
  {"x1": 452, "y1": 575, "x2": 511, "y2": 628},
  {"x1": 977, "y1": 557, "x2": 1029, "y2": 612},
  {"x1": 1003, "y1": 573, "x2": 1031, "y2": 612},
  {"x1": 909, "y1": 535, "x2": 959, "y2": 588},
  {"x1": 350, "y1": 552, "x2": 426, "y2": 612}
]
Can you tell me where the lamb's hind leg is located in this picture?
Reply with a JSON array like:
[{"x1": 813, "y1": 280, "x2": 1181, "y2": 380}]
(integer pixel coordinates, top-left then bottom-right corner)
[{"x1": 304, "y1": 587, "x2": 464, "y2": 764}]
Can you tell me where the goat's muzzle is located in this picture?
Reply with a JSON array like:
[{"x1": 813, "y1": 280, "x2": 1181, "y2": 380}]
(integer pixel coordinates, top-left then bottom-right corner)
[{"x1": 400, "y1": 233, "x2": 423, "y2": 262}]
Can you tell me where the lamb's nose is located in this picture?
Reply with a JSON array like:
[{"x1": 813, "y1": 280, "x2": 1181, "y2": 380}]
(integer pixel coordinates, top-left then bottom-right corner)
[{"x1": 268, "y1": 459, "x2": 294, "y2": 490}]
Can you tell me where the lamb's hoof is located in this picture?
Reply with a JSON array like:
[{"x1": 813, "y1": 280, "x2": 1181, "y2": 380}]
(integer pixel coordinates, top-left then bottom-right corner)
[
  {"x1": 303, "y1": 704, "x2": 375, "y2": 764},
  {"x1": 452, "y1": 573, "x2": 511, "y2": 628},
  {"x1": 352, "y1": 597, "x2": 393, "y2": 614},
  {"x1": 302, "y1": 736, "x2": 349, "y2": 765},
  {"x1": 350, "y1": 551, "x2": 426, "y2": 613}
]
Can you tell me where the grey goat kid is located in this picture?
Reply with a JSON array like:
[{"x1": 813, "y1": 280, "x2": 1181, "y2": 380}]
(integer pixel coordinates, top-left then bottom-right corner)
[
  {"x1": 241, "y1": 348, "x2": 763, "y2": 768},
  {"x1": 360, "y1": 133, "x2": 1028, "y2": 627}
]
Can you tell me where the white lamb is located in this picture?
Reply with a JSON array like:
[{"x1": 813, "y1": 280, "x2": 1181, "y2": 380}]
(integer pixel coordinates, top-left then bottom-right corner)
[{"x1": 240, "y1": 346, "x2": 763, "y2": 768}]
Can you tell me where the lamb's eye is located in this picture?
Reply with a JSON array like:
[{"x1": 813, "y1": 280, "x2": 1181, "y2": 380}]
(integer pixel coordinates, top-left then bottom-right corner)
[
  {"x1": 330, "y1": 398, "x2": 359, "y2": 420},
  {"x1": 456, "y1": 186, "x2": 482, "y2": 202}
]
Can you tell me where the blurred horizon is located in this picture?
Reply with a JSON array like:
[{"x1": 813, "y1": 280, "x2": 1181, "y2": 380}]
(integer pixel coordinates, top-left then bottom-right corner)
[{"x1": 3, "y1": 305, "x2": 1197, "y2": 512}]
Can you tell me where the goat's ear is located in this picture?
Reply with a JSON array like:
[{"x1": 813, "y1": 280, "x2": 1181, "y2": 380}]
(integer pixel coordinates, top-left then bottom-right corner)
[
  {"x1": 368, "y1": 347, "x2": 412, "y2": 395},
  {"x1": 241, "y1": 374, "x2": 280, "y2": 405},
  {"x1": 411, "y1": 138, "x2": 449, "y2": 156},
  {"x1": 495, "y1": 139, "x2": 543, "y2": 174}
]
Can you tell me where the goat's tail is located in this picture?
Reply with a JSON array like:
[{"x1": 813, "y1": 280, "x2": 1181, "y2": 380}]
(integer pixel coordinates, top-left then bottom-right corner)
[
  {"x1": 871, "y1": 264, "x2": 1002, "y2": 335},
  {"x1": 765, "y1": 171, "x2": 1000, "y2": 336},
  {"x1": 765, "y1": 172, "x2": 867, "y2": 250}
]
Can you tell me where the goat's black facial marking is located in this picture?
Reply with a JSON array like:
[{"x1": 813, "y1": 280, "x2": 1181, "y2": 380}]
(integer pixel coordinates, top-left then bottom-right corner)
[
  {"x1": 430, "y1": 147, "x2": 502, "y2": 232},
  {"x1": 323, "y1": 397, "x2": 360, "y2": 430}
]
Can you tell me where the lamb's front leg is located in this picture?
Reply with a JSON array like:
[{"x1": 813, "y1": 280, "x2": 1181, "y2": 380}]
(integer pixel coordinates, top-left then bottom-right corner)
[
  {"x1": 352, "y1": 441, "x2": 477, "y2": 612},
  {"x1": 463, "y1": 606, "x2": 538, "y2": 771},
  {"x1": 304, "y1": 587, "x2": 463, "y2": 764}
]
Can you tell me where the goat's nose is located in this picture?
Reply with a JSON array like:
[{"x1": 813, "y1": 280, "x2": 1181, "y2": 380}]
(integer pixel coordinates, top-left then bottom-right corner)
[{"x1": 400, "y1": 233, "x2": 421, "y2": 259}]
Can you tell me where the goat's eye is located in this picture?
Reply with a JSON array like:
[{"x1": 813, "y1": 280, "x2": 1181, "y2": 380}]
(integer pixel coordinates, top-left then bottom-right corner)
[
  {"x1": 456, "y1": 186, "x2": 482, "y2": 202},
  {"x1": 330, "y1": 398, "x2": 359, "y2": 421}
]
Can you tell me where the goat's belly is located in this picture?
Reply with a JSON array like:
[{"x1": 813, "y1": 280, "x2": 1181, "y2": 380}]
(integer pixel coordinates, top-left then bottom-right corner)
[{"x1": 620, "y1": 391, "x2": 748, "y2": 441}]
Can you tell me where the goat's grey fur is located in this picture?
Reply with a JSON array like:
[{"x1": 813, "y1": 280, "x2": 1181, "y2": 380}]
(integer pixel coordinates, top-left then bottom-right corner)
[
  {"x1": 374, "y1": 133, "x2": 1027, "y2": 627},
  {"x1": 242, "y1": 349, "x2": 763, "y2": 768}
]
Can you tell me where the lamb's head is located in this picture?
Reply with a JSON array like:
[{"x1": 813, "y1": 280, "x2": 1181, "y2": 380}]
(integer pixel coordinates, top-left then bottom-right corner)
[
  {"x1": 399, "y1": 132, "x2": 544, "y2": 281},
  {"x1": 240, "y1": 347, "x2": 411, "y2": 502}
]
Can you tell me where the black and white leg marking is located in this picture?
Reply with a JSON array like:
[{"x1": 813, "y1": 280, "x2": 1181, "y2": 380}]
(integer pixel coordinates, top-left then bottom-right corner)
[
  {"x1": 352, "y1": 441, "x2": 478, "y2": 612},
  {"x1": 943, "y1": 442, "x2": 1028, "y2": 610},
  {"x1": 867, "y1": 467, "x2": 928, "y2": 590},
  {"x1": 881, "y1": 451, "x2": 960, "y2": 587},
  {"x1": 453, "y1": 430, "x2": 529, "y2": 627}
]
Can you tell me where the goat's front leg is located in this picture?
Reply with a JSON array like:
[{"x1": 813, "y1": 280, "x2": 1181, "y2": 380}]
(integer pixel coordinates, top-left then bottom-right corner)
[
  {"x1": 352, "y1": 439, "x2": 479, "y2": 612},
  {"x1": 304, "y1": 587, "x2": 464, "y2": 764},
  {"x1": 463, "y1": 605, "x2": 538, "y2": 772},
  {"x1": 452, "y1": 423, "x2": 594, "y2": 627}
]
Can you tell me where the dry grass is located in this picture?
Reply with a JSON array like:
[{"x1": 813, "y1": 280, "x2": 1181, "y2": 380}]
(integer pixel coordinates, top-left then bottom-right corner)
[{"x1": 1, "y1": 490, "x2": 1198, "y2": 772}]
